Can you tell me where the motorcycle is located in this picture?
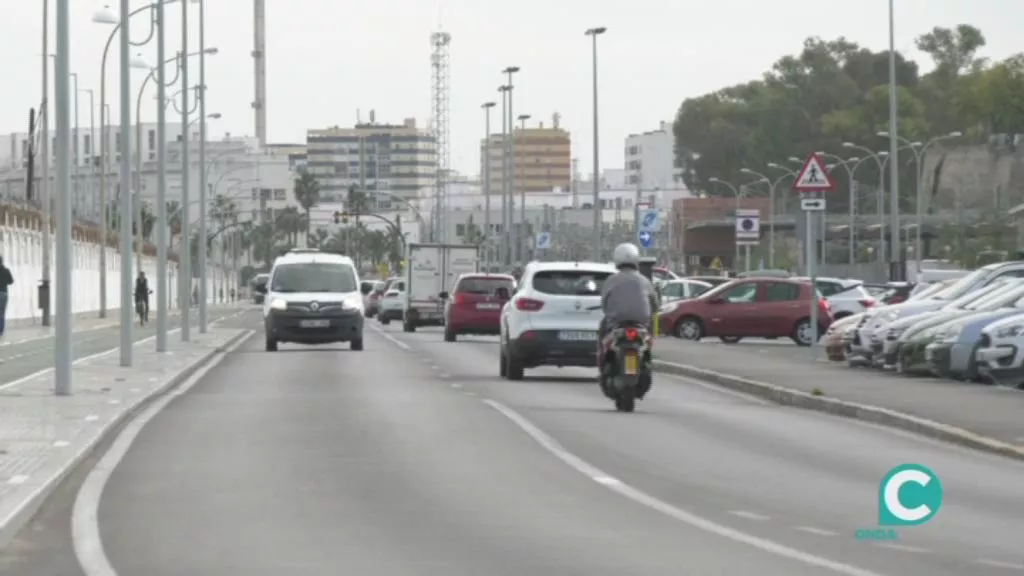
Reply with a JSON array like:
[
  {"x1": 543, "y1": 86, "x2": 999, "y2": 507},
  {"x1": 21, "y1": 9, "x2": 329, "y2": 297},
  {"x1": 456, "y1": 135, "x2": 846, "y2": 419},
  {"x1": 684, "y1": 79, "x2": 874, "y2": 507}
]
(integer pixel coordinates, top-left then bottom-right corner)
[{"x1": 594, "y1": 314, "x2": 653, "y2": 412}]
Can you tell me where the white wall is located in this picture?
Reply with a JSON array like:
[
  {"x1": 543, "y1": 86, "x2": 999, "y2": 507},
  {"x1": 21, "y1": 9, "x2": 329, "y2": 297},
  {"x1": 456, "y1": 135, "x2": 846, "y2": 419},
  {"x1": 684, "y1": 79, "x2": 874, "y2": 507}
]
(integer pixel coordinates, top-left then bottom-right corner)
[{"x1": 0, "y1": 216, "x2": 238, "y2": 326}]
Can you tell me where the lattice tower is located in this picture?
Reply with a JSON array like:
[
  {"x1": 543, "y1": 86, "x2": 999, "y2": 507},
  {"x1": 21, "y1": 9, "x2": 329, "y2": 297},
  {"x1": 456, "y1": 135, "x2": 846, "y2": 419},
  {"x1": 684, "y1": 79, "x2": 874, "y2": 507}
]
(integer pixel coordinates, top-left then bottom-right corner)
[
  {"x1": 430, "y1": 31, "x2": 451, "y2": 242},
  {"x1": 252, "y1": 0, "x2": 267, "y2": 147}
]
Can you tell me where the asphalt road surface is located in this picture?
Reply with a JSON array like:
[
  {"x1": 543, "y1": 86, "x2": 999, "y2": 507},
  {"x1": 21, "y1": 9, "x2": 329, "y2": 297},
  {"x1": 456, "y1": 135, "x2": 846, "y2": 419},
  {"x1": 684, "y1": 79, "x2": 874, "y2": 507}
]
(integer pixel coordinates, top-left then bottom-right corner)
[
  {"x1": 3, "y1": 315, "x2": 1024, "y2": 575},
  {"x1": 0, "y1": 308, "x2": 242, "y2": 388}
]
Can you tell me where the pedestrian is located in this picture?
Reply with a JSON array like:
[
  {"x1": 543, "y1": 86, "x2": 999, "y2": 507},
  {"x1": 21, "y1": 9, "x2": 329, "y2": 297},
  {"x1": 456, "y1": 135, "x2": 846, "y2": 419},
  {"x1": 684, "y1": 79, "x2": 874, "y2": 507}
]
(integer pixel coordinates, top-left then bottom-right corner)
[{"x1": 0, "y1": 256, "x2": 13, "y2": 338}]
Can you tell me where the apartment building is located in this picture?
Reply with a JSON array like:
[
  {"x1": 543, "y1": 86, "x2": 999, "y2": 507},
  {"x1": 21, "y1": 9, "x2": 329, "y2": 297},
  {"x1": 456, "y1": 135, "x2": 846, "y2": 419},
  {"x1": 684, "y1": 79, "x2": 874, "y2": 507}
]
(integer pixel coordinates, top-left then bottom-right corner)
[
  {"x1": 304, "y1": 115, "x2": 436, "y2": 210},
  {"x1": 624, "y1": 120, "x2": 684, "y2": 189},
  {"x1": 480, "y1": 113, "x2": 571, "y2": 194}
]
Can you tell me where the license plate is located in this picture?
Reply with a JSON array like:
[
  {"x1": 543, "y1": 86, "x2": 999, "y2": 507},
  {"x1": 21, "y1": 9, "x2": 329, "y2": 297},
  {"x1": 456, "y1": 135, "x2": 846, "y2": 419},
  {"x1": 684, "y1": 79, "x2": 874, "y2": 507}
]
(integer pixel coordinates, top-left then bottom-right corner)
[
  {"x1": 624, "y1": 353, "x2": 638, "y2": 375},
  {"x1": 558, "y1": 331, "x2": 596, "y2": 341},
  {"x1": 476, "y1": 303, "x2": 500, "y2": 310},
  {"x1": 299, "y1": 319, "x2": 330, "y2": 328}
]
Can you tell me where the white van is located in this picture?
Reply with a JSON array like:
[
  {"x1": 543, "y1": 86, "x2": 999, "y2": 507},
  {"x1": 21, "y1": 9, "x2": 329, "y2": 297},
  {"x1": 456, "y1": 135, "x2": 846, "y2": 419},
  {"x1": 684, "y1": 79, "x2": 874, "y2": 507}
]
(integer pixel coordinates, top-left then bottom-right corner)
[{"x1": 257, "y1": 249, "x2": 367, "y2": 351}]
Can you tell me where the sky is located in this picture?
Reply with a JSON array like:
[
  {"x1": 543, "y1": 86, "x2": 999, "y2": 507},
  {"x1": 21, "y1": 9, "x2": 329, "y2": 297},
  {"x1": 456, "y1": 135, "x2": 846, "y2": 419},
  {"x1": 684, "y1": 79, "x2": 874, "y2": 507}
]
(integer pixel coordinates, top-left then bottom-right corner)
[{"x1": 1, "y1": 0, "x2": 1021, "y2": 178}]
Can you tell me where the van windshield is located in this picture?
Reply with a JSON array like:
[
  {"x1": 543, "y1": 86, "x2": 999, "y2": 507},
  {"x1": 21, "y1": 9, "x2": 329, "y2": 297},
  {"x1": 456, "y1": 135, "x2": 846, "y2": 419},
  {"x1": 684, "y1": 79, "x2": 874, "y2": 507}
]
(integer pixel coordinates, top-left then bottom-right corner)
[{"x1": 271, "y1": 263, "x2": 358, "y2": 293}]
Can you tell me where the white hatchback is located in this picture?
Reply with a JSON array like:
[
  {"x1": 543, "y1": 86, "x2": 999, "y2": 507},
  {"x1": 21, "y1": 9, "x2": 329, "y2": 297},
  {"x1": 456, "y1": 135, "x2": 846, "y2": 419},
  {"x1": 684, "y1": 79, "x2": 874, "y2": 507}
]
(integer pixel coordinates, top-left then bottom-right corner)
[{"x1": 499, "y1": 261, "x2": 616, "y2": 380}]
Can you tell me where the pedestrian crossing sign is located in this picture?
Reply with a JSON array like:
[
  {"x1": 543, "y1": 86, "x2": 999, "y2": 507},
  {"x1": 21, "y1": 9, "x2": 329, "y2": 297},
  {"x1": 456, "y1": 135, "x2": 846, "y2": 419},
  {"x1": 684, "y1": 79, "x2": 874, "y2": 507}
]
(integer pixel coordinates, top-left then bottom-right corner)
[
  {"x1": 710, "y1": 257, "x2": 722, "y2": 270},
  {"x1": 793, "y1": 153, "x2": 836, "y2": 193}
]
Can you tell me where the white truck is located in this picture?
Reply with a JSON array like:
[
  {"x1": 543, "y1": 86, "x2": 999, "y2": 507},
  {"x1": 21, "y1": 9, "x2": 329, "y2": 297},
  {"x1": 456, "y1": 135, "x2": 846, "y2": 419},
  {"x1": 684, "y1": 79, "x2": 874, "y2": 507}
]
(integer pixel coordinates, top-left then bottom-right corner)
[{"x1": 403, "y1": 243, "x2": 479, "y2": 332}]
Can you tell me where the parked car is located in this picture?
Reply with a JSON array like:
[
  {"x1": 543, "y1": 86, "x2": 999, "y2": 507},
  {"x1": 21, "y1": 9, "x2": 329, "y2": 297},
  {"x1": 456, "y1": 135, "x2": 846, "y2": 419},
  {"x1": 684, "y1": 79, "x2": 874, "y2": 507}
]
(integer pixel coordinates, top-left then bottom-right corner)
[
  {"x1": 921, "y1": 283, "x2": 1024, "y2": 380},
  {"x1": 251, "y1": 273, "x2": 269, "y2": 304},
  {"x1": 687, "y1": 275, "x2": 732, "y2": 288},
  {"x1": 793, "y1": 276, "x2": 877, "y2": 319},
  {"x1": 659, "y1": 278, "x2": 833, "y2": 345},
  {"x1": 846, "y1": 279, "x2": 958, "y2": 364},
  {"x1": 659, "y1": 279, "x2": 713, "y2": 303},
  {"x1": 734, "y1": 269, "x2": 791, "y2": 278},
  {"x1": 825, "y1": 313, "x2": 864, "y2": 361},
  {"x1": 443, "y1": 273, "x2": 516, "y2": 341},
  {"x1": 891, "y1": 281, "x2": 1024, "y2": 374},
  {"x1": 876, "y1": 282, "x2": 915, "y2": 305},
  {"x1": 975, "y1": 314, "x2": 1024, "y2": 387}
]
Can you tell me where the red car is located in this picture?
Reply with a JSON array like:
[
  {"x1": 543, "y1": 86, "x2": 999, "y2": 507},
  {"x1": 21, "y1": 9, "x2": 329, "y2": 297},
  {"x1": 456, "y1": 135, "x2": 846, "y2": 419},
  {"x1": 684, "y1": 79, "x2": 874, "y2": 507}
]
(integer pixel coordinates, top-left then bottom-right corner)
[
  {"x1": 658, "y1": 277, "x2": 833, "y2": 346},
  {"x1": 442, "y1": 273, "x2": 516, "y2": 341}
]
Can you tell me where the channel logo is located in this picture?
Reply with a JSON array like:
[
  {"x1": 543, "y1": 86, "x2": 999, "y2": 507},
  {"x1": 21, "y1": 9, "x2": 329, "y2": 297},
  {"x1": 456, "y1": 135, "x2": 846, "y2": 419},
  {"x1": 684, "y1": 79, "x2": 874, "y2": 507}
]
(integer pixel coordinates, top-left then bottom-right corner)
[{"x1": 856, "y1": 464, "x2": 942, "y2": 541}]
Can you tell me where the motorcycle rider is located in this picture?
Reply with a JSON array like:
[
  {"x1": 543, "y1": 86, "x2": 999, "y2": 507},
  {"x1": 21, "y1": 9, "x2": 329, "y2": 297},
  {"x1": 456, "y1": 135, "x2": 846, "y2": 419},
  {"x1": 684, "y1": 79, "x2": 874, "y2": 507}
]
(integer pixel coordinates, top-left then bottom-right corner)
[{"x1": 599, "y1": 243, "x2": 659, "y2": 396}]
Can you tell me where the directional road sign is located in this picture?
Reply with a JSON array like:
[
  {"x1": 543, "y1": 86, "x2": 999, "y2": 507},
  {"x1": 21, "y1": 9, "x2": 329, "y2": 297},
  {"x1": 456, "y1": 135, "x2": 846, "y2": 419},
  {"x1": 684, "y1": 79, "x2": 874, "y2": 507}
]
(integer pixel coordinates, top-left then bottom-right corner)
[
  {"x1": 801, "y1": 198, "x2": 826, "y2": 211},
  {"x1": 793, "y1": 153, "x2": 837, "y2": 193},
  {"x1": 638, "y1": 208, "x2": 660, "y2": 232},
  {"x1": 638, "y1": 230, "x2": 654, "y2": 249},
  {"x1": 735, "y1": 208, "x2": 760, "y2": 241},
  {"x1": 535, "y1": 231, "x2": 551, "y2": 250}
]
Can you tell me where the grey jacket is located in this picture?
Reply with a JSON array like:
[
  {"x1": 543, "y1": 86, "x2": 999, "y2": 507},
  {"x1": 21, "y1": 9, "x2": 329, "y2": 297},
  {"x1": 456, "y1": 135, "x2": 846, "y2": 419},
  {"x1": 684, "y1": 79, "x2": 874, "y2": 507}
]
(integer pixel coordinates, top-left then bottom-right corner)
[{"x1": 600, "y1": 268, "x2": 658, "y2": 327}]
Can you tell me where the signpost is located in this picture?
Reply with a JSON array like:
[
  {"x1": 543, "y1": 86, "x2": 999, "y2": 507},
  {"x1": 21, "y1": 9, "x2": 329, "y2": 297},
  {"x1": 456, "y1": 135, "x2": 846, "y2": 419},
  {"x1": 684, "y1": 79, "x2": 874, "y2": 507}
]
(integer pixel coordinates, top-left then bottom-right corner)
[
  {"x1": 793, "y1": 153, "x2": 837, "y2": 356},
  {"x1": 637, "y1": 207, "x2": 659, "y2": 252},
  {"x1": 734, "y1": 208, "x2": 760, "y2": 272},
  {"x1": 535, "y1": 231, "x2": 551, "y2": 251}
]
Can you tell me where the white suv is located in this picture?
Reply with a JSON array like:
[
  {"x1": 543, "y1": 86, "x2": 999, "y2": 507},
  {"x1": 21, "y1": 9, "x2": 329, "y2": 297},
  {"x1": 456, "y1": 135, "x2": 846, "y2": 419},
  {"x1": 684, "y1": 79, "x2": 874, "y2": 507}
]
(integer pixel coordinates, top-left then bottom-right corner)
[{"x1": 499, "y1": 260, "x2": 616, "y2": 380}]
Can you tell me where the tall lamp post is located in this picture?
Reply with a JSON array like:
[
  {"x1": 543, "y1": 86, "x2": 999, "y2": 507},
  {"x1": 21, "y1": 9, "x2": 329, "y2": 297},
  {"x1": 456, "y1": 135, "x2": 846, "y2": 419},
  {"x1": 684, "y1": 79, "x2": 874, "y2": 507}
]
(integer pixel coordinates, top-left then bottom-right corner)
[
  {"x1": 502, "y1": 66, "x2": 519, "y2": 263},
  {"x1": 481, "y1": 101, "x2": 496, "y2": 269},
  {"x1": 842, "y1": 143, "x2": 889, "y2": 265},
  {"x1": 814, "y1": 152, "x2": 862, "y2": 266},
  {"x1": 585, "y1": 26, "x2": 606, "y2": 260},
  {"x1": 739, "y1": 167, "x2": 775, "y2": 267},
  {"x1": 53, "y1": 0, "x2": 72, "y2": 394},
  {"x1": 197, "y1": 0, "x2": 211, "y2": 334},
  {"x1": 92, "y1": 2, "x2": 157, "y2": 322},
  {"x1": 497, "y1": 85, "x2": 510, "y2": 265},
  {"x1": 516, "y1": 113, "x2": 530, "y2": 259}
]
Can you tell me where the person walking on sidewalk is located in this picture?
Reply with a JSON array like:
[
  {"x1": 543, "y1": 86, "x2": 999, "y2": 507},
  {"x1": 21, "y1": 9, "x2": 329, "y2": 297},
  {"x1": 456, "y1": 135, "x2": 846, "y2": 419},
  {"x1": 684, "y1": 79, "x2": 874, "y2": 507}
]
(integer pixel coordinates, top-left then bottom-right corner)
[
  {"x1": 134, "y1": 271, "x2": 151, "y2": 326},
  {"x1": 0, "y1": 257, "x2": 12, "y2": 338}
]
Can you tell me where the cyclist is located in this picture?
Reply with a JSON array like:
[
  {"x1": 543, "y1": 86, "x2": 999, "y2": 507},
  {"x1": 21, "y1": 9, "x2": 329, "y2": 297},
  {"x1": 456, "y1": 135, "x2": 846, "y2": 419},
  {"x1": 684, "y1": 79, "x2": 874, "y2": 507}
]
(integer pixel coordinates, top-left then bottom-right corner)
[{"x1": 134, "y1": 271, "x2": 151, "y2": 325}]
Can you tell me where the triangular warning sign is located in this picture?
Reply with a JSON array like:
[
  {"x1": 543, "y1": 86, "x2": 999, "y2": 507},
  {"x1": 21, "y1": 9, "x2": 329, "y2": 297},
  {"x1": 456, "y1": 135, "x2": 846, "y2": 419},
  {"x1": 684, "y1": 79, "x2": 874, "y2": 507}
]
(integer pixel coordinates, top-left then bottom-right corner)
[
  {"x1": 793, "y1": 153, "x2": 837, "y2": 193},
  {"x1": 710, "y1": 257, "x2": 722, "y2": 270}
]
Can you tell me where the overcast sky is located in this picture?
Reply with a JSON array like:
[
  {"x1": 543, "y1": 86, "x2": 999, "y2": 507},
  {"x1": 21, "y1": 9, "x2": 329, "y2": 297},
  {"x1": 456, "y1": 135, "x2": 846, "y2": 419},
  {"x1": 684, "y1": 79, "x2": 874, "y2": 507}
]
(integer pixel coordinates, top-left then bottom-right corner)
[{"x1": 1, "y1": 0, "x2": 1020, "y2": 177}]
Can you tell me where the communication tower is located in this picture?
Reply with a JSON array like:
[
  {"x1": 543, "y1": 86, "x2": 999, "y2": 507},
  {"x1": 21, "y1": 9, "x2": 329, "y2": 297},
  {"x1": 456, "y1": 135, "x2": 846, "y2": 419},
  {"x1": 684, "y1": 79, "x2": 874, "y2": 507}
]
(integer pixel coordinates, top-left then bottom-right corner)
[
  {"x1": 252, "y1": 0, "x2": 267, "y2": 147},
  {"x1": 430, "y1": 31, "x2": 451, "y2": 242}
]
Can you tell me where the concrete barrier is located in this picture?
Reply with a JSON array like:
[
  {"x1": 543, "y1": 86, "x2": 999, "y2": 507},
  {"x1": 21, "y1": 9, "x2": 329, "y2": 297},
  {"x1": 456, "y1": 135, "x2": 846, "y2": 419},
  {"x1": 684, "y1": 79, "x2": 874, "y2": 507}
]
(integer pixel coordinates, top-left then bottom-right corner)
[{"x1": 0, "y1": 207, "x2": 238, "y2": 326}]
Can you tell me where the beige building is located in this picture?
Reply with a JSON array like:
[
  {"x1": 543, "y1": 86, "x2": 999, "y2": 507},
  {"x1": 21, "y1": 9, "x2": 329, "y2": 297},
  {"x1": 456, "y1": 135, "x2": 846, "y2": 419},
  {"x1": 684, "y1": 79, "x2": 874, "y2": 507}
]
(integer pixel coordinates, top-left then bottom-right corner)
[
  {"x1": 305, "y1": 115, "x2": 436, "y2": 207},
  {"x1": 480, "y1": 113, "x2": 571, "y2": 194}
]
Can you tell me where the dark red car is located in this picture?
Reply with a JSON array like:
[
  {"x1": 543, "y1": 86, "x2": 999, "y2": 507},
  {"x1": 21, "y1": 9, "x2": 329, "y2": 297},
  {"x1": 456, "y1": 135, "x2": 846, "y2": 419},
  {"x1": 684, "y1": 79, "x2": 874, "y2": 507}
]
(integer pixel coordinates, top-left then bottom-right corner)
[
  {"x1": 442, "y1": 274, "x2": 516, "y2": 341},
  {"x1": 658, "y1": 278, "x2": 833, "y2": 346}
]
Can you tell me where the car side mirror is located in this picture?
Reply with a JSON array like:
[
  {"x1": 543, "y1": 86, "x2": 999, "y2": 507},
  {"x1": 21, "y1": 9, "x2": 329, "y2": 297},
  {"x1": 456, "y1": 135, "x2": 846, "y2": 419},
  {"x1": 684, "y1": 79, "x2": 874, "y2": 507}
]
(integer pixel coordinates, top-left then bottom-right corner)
[
  {"x1": 439, "y1": 291, "x2": 449, "y2": 300},
  {"x1": 707, "y1": 296, "x2": 724, "y2": 304}
]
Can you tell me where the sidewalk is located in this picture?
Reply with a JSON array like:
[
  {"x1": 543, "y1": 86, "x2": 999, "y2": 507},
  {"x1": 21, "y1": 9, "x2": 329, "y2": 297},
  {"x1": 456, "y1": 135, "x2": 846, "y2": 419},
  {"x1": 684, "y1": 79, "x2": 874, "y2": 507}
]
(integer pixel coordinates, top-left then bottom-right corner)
[
  {"x1": 0, "y1": 325, "x2": 251, "y2": 550},
  {"x1": 652, "y1": 338, "x2": 1024, "y2": 458}
]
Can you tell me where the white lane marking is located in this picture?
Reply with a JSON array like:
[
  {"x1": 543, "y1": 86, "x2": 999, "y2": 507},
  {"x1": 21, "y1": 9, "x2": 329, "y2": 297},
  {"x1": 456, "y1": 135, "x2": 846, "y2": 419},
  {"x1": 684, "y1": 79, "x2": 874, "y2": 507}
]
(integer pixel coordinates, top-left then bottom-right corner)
[
  {"x1": 429, "y1": 364, "x2": 440, "y2": 370},
  {"x1": 84, "y1": 415, "x2": 99, "y2": 422},
  {"x1": 662, "y1": 372, "x2": 773, "y2": 406},
  {"x1": 7, "y1": 475, "x2": 29, "y2": 485},
  {"x1": 367, "y1": 323, "x2": 412, "y2": 351},
  {"x1": 440, "y1": 372, "x2": 451, "y2": 378},
  {"x1": 108, "y1": 400, "x2": 121, "y2": 405},
  {"x1": 450, "y1": 383, "x2": 462, "y2": 389},
  {"x1": 592, "y1": 475, "x2": 622, "y2": 486},
  {"x1": 976, "y1": 559, "x2": 1024, "y2": 570},
  {"x1": 874, "y1": 542, "x2": 931, "y2": 554},
  {"x1": 730, "y1": 510, "x2": 770, "y2": 521},
  {"x1": 53, "y1": 440, "x2": 70, "y2": 448},
  {"x1": 72, "y1": 330, "x2": 251, "y2": 576},
  {"x1": 482, "y1": 399, "x2": 885, "y2": 576},
  {"x1": 793, "y1": 526, "x2": 839, "y2": 537},
  {"x1": 464, "y1": 392, "x2": 478, "y2": 397}
]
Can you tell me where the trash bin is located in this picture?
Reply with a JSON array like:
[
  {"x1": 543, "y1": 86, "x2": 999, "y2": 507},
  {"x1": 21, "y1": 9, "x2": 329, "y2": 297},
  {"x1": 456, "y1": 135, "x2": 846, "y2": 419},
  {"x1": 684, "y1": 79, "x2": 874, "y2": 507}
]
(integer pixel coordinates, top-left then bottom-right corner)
[{"x1": 37, "y1": 279, "x2": 50, "y2": 311}]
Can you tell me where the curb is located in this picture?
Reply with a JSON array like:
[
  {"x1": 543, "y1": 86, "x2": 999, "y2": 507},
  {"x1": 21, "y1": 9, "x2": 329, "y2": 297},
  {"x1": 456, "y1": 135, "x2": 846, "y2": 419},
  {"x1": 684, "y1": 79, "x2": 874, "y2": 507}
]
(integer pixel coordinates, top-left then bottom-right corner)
[
  {"x1": 653, "y1": 359, "x2": 1024, "y2": 462},
  {"x1": 0, "y1": 328, "x2": 254, "y2": 552}
]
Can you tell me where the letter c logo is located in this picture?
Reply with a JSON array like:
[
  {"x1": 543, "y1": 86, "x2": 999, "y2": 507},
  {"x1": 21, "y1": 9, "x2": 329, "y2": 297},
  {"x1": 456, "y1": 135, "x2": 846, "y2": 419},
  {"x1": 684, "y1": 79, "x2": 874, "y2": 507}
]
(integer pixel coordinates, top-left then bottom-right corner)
[{"x1": 878, "y1": 464, "x2": 942, "y2": 526}]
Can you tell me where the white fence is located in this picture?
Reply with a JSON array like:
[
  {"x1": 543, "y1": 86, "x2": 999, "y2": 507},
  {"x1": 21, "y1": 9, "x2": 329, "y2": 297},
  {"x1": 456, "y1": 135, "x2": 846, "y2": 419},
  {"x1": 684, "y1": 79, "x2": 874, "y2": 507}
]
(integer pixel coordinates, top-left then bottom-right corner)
[{"x1": 0, "y1": 214, "x2": 237, "y2": 325}]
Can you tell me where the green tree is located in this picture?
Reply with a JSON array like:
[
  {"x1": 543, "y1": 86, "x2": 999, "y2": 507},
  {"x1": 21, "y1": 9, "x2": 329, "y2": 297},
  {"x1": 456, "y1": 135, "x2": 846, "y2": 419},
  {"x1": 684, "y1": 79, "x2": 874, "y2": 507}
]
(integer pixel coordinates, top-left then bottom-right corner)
[{"x1": 292, "y1": 172, "x2": 320, "y2": 244}]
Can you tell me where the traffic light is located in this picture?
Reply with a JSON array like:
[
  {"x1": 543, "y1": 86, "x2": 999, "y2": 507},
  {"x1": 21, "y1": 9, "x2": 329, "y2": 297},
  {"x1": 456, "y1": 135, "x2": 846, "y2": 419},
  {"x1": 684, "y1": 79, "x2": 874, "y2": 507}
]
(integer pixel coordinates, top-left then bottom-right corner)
[
  {"x1": 332, "y1": 211, "x2": 349, "y2": 224},
  {"x1": 333, "y1": 211, "x2": 340, "y2": 224},
  {"x1": 342, "y1": 211, "x2": 349, "y2": 224}
]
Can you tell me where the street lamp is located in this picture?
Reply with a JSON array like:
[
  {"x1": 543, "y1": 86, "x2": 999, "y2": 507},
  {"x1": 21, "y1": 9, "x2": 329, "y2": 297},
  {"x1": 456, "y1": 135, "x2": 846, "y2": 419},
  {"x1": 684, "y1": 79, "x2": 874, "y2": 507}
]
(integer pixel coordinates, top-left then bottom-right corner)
[
  {"x1": 516, "y1": 113, "x2": 530, "y2": 259},
  {"x1": 481, "y1": 101, "x2": 496, "y2": 269},
  {"x1": 585, "y1": 26, "x2": 606, "y2": 260},
  {"x1": 739, "y1": 167, "x2": 777, "y2": 267},
  {"x1": 843, "y1": 142, "x2": 889, "y2": 265},
  {"x1": 92, "y1": 4, "x2": 117, "y2": 23},
  {"x1": 708, "y1": 177, "x2": 743, "y2": 269},
  {"x1": 502, "y1": 66, "x2": 519, "y2": 263}
]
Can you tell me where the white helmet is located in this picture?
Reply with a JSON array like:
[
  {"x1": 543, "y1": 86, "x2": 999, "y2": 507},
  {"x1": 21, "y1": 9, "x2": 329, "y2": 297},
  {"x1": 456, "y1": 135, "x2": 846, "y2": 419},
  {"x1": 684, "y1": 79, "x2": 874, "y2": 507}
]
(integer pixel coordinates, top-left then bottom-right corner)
[{"x1": 612, "y1": 243, "x2": 641, "y2": 269}]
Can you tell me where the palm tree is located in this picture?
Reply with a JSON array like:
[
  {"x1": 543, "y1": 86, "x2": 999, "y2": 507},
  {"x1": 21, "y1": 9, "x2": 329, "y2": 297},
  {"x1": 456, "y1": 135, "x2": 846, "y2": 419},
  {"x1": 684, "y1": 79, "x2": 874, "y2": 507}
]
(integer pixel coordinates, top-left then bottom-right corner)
[
  {"x1": 293, "y1": 172, "x2": 320, "y2": 244},
  {"x1": 463, "y1": 215, "x2": 485, "y2": 246}
]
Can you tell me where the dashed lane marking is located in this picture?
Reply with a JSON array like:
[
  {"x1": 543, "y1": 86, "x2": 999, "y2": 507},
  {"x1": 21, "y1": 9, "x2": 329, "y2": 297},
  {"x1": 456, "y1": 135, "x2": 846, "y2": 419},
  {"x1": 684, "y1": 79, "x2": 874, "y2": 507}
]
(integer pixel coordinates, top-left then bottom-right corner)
[
  {"x1": 874, "y1": 543, "x2": 931, "y2": 554},
  {"x1": 793, "y1": 526, "x2": 839, "y2": 537},
  {"x1": 975, "y1": 559, "x2": 1024, "y2": 570},
  {"x1": 729, "y1": 510, "x2": 771, "y2": 521}
]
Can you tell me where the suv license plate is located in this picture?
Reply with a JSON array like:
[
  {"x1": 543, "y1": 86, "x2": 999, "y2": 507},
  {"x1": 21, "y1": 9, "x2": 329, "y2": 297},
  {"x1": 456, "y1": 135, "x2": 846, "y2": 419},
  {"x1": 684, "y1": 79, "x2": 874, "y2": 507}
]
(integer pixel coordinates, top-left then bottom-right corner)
[
  {"x1": 558, "y1": 331, "x2": 596, "y2": 341},
  {"x1": 300, "y1": 319, "x2": 330, "y2": 328}
]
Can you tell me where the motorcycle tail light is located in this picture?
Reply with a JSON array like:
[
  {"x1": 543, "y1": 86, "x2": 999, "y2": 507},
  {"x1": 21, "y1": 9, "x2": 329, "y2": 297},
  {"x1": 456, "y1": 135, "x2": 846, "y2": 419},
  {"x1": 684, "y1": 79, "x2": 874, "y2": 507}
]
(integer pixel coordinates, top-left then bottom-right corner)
[{"x1": 625, "y1": 327, "x2": 638, "y2": 341}]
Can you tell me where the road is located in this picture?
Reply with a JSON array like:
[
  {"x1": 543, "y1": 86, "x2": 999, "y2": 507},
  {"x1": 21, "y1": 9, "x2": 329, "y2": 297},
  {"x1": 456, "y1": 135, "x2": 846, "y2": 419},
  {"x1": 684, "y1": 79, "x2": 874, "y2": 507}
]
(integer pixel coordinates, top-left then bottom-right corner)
[
  {"x1": 2, "y1": 316, "x2": 1024, "y2": 575},
  {"x1": 0, "y1": 307, "x2": 242, "y2": 389}
]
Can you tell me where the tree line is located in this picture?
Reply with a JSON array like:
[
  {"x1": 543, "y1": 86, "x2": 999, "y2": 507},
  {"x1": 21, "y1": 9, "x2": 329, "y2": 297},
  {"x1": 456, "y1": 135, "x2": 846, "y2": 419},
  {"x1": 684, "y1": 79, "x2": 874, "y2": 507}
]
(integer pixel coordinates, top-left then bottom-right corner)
[{"x1": 674, "y1": 25, "x2": 1024, "y2": 214}]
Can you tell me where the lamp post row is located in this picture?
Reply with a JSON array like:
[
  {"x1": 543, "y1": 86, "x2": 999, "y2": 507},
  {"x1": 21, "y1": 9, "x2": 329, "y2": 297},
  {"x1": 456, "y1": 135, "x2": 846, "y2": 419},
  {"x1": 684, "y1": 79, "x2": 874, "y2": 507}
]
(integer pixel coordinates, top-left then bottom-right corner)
[{"x1": 46, "y1": 0, "x2": 217, "y2": 395}]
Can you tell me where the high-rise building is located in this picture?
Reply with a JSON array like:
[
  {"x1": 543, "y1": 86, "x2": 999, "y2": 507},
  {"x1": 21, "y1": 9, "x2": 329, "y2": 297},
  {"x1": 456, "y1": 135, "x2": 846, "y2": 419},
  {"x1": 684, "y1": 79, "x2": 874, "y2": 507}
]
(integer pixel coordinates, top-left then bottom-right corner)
[
  {"x1": 624, "y1": 120, "x2": 684, "y2": 189},
  {"x1": 480, "y1": 113, "x2": 571, "y2": 194},
  {"x1": 304, "y1": 116, "x2": 436, "y2": 210}
]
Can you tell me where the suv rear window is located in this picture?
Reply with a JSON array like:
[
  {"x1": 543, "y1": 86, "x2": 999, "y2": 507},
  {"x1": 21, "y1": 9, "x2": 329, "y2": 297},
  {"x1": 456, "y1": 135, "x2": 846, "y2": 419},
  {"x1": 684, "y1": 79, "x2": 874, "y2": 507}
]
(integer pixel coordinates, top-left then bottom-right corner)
[
  {"x1": 532, "y1": 270, "x2": 612, "y2": 296},
  {"x1": 456, "y1": 276, "x2": 515, "y2": 294}
]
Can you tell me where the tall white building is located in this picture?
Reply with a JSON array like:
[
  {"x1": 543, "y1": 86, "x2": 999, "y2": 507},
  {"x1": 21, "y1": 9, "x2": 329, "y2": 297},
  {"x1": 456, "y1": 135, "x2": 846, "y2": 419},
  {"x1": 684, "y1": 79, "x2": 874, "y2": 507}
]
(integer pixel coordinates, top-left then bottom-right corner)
[
  {"x1": 0, "y1": 123, "x2": 190, "y2": 171},
  {"x1": 624, "y1": 120, "x2": 684, "y2": 190}
]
